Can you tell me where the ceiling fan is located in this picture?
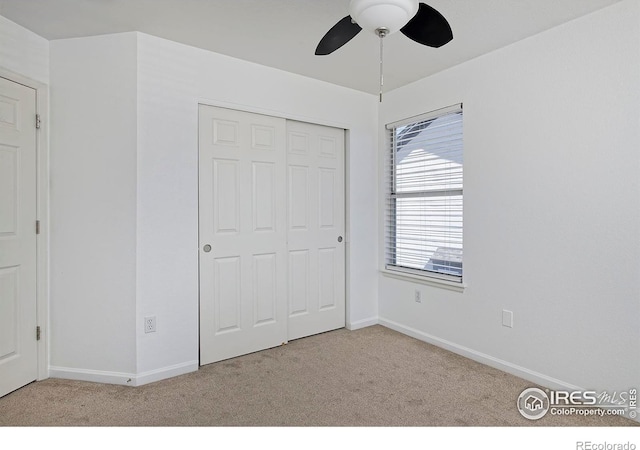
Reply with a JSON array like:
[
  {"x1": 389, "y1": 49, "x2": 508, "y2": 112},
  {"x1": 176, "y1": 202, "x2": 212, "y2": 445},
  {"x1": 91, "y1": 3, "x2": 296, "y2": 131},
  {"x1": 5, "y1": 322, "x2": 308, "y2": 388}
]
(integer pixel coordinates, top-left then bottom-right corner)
[{"x1": 315, "y1": 0, "x2": 453, "y2": 100}]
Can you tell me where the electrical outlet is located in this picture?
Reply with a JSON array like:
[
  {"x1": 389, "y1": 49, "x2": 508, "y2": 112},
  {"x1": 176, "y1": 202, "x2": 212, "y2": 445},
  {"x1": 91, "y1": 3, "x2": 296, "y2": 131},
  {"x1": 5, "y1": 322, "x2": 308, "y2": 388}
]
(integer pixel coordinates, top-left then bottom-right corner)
[
  {"x1": 414, "y1": 289, "x2": 422, "y2": 303},
  {"x1": 144, "y1": 316, "x2": 156, "y2": 333}
]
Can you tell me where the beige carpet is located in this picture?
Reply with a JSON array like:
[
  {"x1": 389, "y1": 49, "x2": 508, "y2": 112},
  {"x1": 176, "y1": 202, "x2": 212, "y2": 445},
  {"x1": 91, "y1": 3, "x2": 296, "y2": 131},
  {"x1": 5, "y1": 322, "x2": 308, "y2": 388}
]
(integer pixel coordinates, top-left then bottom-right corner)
[{"x1": 0, "y1": 325, "x2": 636, "y2": 426}]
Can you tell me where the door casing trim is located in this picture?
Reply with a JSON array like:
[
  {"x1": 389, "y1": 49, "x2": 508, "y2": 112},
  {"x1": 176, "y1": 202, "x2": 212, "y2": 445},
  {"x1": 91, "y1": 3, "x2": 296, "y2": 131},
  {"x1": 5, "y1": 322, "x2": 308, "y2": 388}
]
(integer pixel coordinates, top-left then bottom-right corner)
[{"x1": 0, "y1": 66, "x2": 50, "y2": 382}]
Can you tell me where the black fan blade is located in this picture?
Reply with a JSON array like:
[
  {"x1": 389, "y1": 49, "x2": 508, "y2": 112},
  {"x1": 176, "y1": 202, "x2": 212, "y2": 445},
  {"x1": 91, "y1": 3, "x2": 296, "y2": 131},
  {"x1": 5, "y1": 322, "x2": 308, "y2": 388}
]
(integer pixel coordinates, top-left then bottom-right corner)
[
  {"x1": 315, "y1": 16, "x2": 362, "y2": 55},
  {"x1": 400, "y1": 3, "x2": 453, "y2": 48}
]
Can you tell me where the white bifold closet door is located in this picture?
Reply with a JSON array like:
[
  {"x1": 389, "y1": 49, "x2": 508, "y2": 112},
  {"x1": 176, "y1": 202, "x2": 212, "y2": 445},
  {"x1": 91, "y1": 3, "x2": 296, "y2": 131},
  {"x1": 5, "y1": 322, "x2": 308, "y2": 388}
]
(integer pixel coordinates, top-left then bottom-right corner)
[{"x1": 199, "y1": 106, "x2": 345, "y2": 365}]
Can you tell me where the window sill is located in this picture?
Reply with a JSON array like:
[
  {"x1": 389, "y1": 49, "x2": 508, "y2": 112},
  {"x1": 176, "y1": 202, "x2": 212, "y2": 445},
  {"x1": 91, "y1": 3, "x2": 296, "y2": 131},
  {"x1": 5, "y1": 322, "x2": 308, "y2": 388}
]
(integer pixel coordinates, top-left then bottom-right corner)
[{"x1": 380, "y1": 268, "x2": 466, "y2": 293}]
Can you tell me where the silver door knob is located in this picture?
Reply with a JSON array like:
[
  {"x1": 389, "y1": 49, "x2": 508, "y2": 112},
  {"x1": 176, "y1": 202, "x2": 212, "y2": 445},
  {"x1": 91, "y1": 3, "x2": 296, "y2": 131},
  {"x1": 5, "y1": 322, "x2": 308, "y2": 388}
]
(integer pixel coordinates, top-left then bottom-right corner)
[
  {"x1": 337, "y1": 236, "x2": 343, "y2": 243},
  {"x1": 203, "y1": 244, "x2": 212, "y2": 252}
]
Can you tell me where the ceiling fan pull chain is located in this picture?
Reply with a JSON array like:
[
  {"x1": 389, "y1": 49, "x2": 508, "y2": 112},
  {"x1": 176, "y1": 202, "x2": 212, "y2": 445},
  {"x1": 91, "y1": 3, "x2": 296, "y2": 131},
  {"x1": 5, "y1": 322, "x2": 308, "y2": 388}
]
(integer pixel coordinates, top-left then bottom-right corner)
[
  {"x1": 378, "y1": 27, "x2": 388, "y2": 103},
  {"x1": 379, "y1": 32, "x2": 383, "y2": 102}
]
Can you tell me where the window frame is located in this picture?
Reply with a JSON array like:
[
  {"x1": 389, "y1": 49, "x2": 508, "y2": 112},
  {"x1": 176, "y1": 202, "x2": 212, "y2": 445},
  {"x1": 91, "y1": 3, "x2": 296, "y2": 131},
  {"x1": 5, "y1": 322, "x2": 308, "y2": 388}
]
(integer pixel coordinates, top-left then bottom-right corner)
[{"x1": 382, "y1": 104, "x2": 464, "y2": 288}]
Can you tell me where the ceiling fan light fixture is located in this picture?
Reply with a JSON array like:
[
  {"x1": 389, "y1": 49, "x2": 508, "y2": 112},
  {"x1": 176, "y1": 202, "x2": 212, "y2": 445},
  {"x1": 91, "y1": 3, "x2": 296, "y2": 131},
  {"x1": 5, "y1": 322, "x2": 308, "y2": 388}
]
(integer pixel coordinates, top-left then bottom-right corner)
[{"x1": 349, "y1": 0, "x2": 419, "y2": 35}]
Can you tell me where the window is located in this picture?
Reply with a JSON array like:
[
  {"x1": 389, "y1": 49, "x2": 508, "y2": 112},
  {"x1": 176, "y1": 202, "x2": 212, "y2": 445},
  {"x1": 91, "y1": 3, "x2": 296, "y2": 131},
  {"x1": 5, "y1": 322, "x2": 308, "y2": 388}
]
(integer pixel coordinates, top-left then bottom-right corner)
[{"x1": 384, "y1": 104, "x2": 463, "y2": 283}]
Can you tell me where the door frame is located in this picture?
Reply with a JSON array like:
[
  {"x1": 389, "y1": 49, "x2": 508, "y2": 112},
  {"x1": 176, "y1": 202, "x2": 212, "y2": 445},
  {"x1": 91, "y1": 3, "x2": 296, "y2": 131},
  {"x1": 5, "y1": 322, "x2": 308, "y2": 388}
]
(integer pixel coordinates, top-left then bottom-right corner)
[
  {"x1": 0, "y1": 66, "x2": 50, "y2": 382},
  {"x1": 197, "y1": 99, "x2": 352, "y2": 348}
]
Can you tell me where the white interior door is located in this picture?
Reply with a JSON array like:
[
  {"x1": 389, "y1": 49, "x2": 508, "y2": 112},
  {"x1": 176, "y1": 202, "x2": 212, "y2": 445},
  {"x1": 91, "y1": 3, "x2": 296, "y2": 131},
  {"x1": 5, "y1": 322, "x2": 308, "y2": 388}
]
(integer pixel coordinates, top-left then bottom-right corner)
[
  {"x1": 199, "y1": 105, "x2": 288, "y2": 364},
  {"x1": 0, "y1": 77, "x2": 38, "y2": 397},
  {"x1": 286, "y1": 120, "x2": 345, "y2": 341}
]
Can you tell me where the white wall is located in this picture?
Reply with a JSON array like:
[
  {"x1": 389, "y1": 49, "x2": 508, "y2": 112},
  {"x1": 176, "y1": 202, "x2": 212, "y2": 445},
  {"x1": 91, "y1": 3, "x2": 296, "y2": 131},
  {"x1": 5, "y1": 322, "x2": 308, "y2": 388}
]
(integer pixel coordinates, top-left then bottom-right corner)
[
  {"x1": 379, "y1": 0, "x2": 640, "y2": 394},
  {"x1": 0, "y1": 15, "x2": 49, "y2": 84},
  {"x1": 49, "y1": 33, "x2": 138, "y2": 379},
  {"x1": 135, "y1": 33, "x2": 379, "y2": 376},
  {"x1": 46, "y1": 30, "x2": 378, "y2": 383}
]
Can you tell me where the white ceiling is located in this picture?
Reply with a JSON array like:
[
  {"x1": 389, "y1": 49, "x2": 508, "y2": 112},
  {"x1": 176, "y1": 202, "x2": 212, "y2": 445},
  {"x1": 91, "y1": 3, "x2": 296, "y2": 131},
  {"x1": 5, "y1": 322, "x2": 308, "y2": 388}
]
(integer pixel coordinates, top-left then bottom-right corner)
[{"x1": 0, "y1": 0, "x2": 621, "y2": 94}]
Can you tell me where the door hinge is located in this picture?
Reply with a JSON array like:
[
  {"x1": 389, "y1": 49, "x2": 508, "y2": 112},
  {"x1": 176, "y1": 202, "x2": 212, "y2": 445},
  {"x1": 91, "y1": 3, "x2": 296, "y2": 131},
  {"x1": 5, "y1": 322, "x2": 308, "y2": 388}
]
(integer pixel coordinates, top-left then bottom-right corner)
[
  {"x1": 36, "y1": 326, "x2": 41, "y2": 341},
  {"x1": 35, "y1": 114, "x2": 41, "y2": 129},
  {"x1": 36, "y1": 220, "x2": 40, "y2": 234}
]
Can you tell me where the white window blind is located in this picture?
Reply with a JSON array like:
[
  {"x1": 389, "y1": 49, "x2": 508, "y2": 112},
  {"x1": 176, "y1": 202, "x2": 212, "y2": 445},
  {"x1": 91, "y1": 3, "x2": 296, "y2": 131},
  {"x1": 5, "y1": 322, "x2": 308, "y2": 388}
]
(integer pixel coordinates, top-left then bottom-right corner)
[{"x1": 385, "y1": 104, "x2": 463, "y2": 282}]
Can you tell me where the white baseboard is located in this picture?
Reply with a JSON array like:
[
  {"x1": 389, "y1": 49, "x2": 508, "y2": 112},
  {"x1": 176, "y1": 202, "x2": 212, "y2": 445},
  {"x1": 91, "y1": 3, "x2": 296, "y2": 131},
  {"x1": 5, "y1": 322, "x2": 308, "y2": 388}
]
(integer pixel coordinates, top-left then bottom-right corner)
[
  {"x1": 134, "y1": 361, "x2": 198, "y2": 386},
  {"x1": 380, "y1": 317, "x2": 640, "y2": 423},
  {"x1": 347, "y1": 316, "x2": 378, "y2": 331},
  {"x1": 378, "y1": 317, "x2": 582, "y2": 391},
  {"x1": 49, "y1": 366, "x2": 137, "y2": 386},
  {"x1": 49, "y1": 360, "x2": 199, "y2": 387}
]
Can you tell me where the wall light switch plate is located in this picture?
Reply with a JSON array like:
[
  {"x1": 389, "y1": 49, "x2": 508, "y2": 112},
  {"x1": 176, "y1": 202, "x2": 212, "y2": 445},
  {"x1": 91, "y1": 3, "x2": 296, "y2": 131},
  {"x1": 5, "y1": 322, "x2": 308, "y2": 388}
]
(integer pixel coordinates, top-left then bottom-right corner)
[{"x1": 502, "y1": 310, "x2": 513, "y2": 328}]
